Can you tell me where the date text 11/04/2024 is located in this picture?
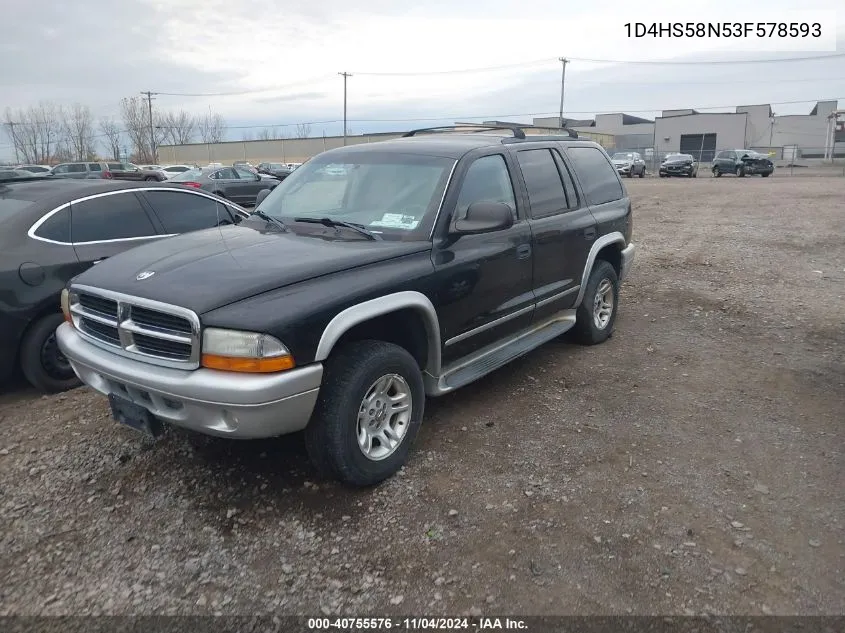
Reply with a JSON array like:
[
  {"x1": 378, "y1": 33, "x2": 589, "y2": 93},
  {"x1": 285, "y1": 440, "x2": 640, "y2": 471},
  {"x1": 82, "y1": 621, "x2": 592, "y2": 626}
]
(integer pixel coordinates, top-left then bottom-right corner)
[
  {"x1": 307, "y1": 617, "x2": 528, "y2": 630},
  {"x1": 624, "y1": 22, "x2": 822, "y2": 38}
]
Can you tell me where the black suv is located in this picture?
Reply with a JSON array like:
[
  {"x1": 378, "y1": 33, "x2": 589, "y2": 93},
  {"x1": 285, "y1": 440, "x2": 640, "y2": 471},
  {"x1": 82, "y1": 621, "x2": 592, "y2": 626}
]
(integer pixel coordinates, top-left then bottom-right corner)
[
  {"x1": 57, "y1": 125, "x2": 636, "y2": 486},
  {"x1": 711, "y1": 150, "x2": 774, "y2": 177}
]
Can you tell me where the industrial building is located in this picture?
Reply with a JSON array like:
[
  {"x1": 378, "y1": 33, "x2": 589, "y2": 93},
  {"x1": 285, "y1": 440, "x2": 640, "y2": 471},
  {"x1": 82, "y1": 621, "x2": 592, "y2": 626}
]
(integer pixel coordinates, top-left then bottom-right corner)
[{"x1": 157, "y1": 100, "x2": 843, "y2": 167}]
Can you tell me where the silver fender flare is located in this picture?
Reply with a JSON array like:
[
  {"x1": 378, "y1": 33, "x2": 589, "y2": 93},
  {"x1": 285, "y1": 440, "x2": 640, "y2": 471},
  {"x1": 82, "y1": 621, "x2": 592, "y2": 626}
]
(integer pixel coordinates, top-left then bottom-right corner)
[
  {"x1": 314, "y1": 291, "x2": 442, "y2": 376},
  {"x1": 573, "y1": 231, "x2": 626, "y2": 308}
]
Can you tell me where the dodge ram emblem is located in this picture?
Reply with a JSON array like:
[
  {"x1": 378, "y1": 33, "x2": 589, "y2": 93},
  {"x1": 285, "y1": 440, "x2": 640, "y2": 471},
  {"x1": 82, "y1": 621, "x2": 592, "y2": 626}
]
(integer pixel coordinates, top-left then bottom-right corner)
[{"x1": 136, "y1": 271, "x2": 155, "y2": 281}]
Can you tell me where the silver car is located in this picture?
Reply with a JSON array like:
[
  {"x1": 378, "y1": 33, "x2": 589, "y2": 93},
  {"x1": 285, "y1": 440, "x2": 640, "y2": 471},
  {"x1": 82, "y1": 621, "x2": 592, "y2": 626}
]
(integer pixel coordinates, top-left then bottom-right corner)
[
  {"x1": 610, "y1": 152, "x2": 646, "y2": 178},
  {"x1": 169, "y1": 166, "x2": 279, "y2": 206}
]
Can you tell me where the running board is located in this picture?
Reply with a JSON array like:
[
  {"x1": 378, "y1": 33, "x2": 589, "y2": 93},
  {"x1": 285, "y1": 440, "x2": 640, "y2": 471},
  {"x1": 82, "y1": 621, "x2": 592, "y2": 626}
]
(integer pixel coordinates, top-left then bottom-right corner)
[{"x1": 425, "y1": 310, "x2": 577, "y2": 396}]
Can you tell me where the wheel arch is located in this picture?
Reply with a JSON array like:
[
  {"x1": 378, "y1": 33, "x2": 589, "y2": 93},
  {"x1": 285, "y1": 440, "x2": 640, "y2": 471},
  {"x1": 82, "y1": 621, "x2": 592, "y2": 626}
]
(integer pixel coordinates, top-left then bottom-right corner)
[
  {"x1": 314, "y1": 291, "x2": 442, "y2": 377},
  {"x1": 573, "y1": 232, "x2": 625, "y2": 308}
]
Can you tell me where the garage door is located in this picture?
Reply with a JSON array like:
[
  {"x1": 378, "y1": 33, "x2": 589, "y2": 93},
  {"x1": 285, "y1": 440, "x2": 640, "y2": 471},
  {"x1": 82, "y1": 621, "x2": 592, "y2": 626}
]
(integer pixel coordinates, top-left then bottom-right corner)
[{"x1": 680, "y1": 133, "x2": 717, "y2": 162}]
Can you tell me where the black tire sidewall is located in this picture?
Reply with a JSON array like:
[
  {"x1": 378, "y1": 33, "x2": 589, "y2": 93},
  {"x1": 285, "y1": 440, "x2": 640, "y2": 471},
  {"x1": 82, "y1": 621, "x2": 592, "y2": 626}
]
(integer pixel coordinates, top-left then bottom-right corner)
[
  {"x1": 20, "y1": 313, "x2": 80, "y2": 393},
  {"x1": 307, "y1": 341, "x2": 424, "y2": 486},
  {"x1": 574, "y1": 260, "x2": 620, "y2": 345}
]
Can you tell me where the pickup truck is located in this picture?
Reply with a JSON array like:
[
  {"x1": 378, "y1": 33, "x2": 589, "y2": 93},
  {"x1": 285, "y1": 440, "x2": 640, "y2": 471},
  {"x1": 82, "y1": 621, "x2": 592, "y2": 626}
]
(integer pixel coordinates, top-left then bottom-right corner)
[{"x1": 57, "y1": 125, "x2": 636, "y2": 487}]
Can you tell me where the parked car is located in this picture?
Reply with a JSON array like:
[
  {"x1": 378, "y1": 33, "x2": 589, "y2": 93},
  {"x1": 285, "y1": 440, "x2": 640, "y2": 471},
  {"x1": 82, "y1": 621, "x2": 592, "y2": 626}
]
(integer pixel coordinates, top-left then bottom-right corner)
[
  {"x1": 0, "y1": 169, "x2": 37, "y2": 179},
  {"x1": 170, "y1": 166, "x2": 279, "y2": 206},
  {"x1": 56, "y1": 124, "x2": 635, "y2": 486},
  {"x1": 659, "y1": 153, "x2": 698, "y2": 178},
  {"x1": 109, "y1": 163, "x2": 169, "y2": 182},
  {"x1": 160, "y1": 164, "x2": 195, "y2": 179},
  {"x1": 610, "y1": 152, "x2": 646, "y2": 178},
  {"x1": 15, "y1": 165, "x2": 53, "y2": 174},
  {"x1": 257, "y1": 162, "x2": 293, "y2": 180},
  {"x1": 0, "y1": 178, "x2": 248, "y2": 393},
  {"x1": 51, "y1": 162, "x2": 115, "y2": 179},
  {"x1": 712, "y1": 150, "x2": 774, "y2": 177}
]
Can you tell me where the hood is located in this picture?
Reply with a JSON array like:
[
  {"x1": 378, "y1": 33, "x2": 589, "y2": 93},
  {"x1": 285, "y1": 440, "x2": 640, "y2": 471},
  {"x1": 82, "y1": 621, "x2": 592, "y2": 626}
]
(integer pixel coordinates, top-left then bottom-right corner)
[
  {"x1": 663, "y1": 158, "x2": 692, "y2": 165},
  {"x1": 71, "y1": 225, "x2": 431, "y2": 314},
  {"x1": 612, "y1": 159, "x2": 632, "y2": 165}
]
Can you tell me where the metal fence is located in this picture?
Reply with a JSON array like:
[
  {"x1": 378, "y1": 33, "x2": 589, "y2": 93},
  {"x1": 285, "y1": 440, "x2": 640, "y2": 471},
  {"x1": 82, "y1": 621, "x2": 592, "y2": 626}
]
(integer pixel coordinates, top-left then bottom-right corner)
[{"x1": 605, "y1": 146, "x2": 845, "y2": 177}]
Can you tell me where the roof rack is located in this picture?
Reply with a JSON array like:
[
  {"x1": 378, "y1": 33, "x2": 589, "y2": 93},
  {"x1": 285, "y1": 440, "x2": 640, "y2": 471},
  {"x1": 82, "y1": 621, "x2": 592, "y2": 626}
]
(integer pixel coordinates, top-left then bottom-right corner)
[{"x1": 402, "y1": 124, "x2": 527, "y2": 139}]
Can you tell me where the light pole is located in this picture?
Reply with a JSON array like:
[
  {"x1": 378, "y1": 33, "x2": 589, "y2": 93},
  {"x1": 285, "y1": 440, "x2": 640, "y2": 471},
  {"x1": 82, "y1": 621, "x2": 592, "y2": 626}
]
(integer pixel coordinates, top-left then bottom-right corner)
[{"x1": 339, "y1": 72, "x2": 352, "y2": 145}]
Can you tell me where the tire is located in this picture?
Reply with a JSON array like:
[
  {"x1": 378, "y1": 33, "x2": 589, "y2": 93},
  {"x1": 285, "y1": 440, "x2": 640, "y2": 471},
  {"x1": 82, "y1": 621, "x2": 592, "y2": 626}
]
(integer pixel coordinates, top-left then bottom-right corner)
[
  {"x1": 736, "y1": 165, "x2": 745, "y2": 177},
  {"x1": 761, "y1": 172, "x2": 770, "y2": 178},
  {"x1": 638, "y1": 167, "x2": 645, "y2": 178},
  {"x1": 571, "y1": 260, "x2": 619, "y2": 346},
  {"x1": 304, "y1": 340, "x2": 425, "y2": 487},
  {"x1": 144, "y1": 176, "x2": 157, "y2": 181},
  {"x1": 627, "y1": 170, "x2": 633, "y2": 178},
  {"x1": 713, "y1": 169, "x2": 722, "y2": 178},
  {"x1": 20, "y1": 313, "x2": 81, "y2": 393}
]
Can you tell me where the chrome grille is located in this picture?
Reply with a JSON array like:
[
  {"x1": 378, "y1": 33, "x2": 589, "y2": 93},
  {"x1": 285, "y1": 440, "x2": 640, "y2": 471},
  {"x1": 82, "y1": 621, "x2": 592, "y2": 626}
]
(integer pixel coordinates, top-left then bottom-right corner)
[{"x1": 69, "y1": 285, "x2": 201, "y2": 369}]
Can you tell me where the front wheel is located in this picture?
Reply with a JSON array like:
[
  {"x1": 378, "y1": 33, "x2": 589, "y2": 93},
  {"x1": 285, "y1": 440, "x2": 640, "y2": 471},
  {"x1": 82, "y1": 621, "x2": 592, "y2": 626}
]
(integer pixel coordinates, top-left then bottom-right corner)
[
  {"x1": 713, "y1": 168, "x2": 722, "y2": 177},
  {"x1": 305, "y1": 340, "x2": 425, "y2": 486},
  {"x1": 571, "y1": 260, "x2": 619, "y2": 345},
  {"x1": 20, "y1": 313, "x2": 81, "y2": 393},
  {"x1": 736, "y1": 165, "x2": 746, "y2": 177},
  {"x1": 638, "y1": 167, "x2": 645, "y2": 178},
  {"x1": 761, "y1": 172, "x2": 770, "y2": 178}
]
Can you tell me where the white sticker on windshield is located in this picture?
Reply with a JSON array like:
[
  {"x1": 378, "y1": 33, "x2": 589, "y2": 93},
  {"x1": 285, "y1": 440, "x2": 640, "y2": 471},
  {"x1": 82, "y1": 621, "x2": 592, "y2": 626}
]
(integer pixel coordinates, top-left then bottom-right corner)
[{"x1": 370, "y1": 213, "x2": 419, "y2": 230}]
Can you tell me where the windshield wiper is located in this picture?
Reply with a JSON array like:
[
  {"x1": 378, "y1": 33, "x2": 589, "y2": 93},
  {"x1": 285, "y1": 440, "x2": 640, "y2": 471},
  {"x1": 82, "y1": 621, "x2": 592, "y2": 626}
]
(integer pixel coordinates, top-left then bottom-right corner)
[
  {"x1": 293, "y1": 217, "x2": 381, "y2": 241},
  {"x1": 251, "y1": 209, "x2": 287, "y2": 232}
]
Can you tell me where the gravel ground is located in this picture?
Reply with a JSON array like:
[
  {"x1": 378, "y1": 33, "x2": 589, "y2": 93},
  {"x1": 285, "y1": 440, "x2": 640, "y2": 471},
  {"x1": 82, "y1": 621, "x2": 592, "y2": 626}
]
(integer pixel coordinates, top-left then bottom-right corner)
[{"x1": 1, "y1": 174, "x2": 843, "y2": 617}]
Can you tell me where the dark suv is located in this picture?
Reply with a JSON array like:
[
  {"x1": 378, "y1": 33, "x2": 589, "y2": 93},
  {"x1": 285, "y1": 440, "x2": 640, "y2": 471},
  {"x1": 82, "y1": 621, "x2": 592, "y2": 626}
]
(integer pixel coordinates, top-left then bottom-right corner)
[
  {"x1": 712, "y1": 150, "x2": 774, "y2": 177},
  {"x1": 57, "y1": 125, "x2": 636, "y2": 486}
]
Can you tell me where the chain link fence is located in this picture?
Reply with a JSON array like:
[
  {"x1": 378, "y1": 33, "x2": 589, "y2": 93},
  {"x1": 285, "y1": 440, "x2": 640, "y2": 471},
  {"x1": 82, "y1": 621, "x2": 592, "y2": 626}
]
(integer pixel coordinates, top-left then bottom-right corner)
[{"x1": 604, "y1": 145, "x2": 845, "y2": 177}]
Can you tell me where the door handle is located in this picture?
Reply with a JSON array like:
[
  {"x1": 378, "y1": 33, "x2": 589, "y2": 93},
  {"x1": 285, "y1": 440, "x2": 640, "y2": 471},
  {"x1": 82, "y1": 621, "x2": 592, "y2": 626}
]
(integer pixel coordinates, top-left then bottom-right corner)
[
  {"x1": 93, "y1": 257, "x2": 108, "y2": 265},
  {"x1": 516, "y1": 244, "x2": 531, "y2": 259},
  {"x1": 584, "y1": 227, "x2": 597, "y2": 241}
]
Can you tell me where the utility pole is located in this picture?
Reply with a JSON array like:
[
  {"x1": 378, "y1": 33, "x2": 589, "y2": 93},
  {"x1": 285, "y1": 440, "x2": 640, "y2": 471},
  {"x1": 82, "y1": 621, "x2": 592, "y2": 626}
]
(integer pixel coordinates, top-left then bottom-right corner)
[
  {"x1": 338, "y1": 72, "x2": 352, "y2": 145},
  {"x1": 4, "y1": 121, "x2": 20, "y2": 163},
  {"x1": 140, "y1": 91, "x2": 157, "y2": 163},
  {"x1": 558, "y1": 57, "x2": 569, "y2": 130}
]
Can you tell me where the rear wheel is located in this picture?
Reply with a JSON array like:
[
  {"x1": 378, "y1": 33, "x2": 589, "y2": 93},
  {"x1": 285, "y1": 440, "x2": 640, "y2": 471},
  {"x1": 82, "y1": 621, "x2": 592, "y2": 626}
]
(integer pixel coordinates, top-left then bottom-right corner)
[
  {"x1": 20, "y1": 313, "x2": 80, "y2": 393},
  {"x1": 572, "y1": 260, "x2": 619, "y2": 345},
  {"x1": 305, "y1": 340, "x2": 425, "y2": 486}
]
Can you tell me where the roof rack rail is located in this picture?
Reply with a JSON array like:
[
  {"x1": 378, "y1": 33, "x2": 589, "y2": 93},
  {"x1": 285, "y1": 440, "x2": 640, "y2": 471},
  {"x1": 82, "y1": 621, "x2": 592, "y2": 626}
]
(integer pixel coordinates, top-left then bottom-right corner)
[
  {"x1": 502, "y1": 129, "x2": 580, "y2": 143},
  {"x1": 402, "y1": 124, "x2": 527, "y2": 139}
]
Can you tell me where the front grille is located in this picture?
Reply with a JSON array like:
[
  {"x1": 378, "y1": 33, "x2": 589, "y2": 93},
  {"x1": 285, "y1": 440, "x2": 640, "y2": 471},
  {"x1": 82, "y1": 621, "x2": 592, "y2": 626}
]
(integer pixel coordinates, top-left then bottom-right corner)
[{"x1": 70, "y1": 287, "x2": 200, "y2": 369}]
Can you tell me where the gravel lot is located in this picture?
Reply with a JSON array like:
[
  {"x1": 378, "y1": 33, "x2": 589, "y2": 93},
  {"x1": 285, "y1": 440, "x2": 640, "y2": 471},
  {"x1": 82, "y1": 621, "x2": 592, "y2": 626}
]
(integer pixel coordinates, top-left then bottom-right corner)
[{"x1": 1, "y1": 174, "x2": 843, "y2": 617}]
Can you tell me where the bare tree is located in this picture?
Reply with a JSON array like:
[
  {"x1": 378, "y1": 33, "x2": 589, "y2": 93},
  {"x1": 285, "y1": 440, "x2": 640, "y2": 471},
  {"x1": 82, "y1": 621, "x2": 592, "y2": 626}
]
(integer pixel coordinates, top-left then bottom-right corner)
[
  {"x1": 198, "y1": 109, "x2": 226, "y2": 144},
  {"x1": 241, "y1": 130, "x2": 253, "y2": 142},
  {"x1": 99, "y1": 117, "x2": 122, "y2": 160},
  {"x1": 295, "y1": 123, "x2": 312, "y2": 139},
  {"x1": 256, "y1": 127, "x2": 277, "y2": 141},
  {"x1": 62, "y1": 103, "x2": 95, "y2": 160},
  {"x1": 3, "y1": 102, "x2": 63, "y2": 164},
  {"x1": 158, "y1": 110, "x2": 196, "y2": 145},
  {"x1": 120, "y1": 96, "x2": 155, "y2": 163}
]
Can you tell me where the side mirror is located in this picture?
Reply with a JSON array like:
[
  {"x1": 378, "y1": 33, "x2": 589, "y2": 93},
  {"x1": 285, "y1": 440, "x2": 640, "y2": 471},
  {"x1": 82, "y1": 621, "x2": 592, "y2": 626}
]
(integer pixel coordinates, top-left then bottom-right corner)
[
  {"x1": 255, "y1": 188, "x2": 272, "y2": 207},
  {"x1": 452, "y1": 201, "x2": 513, "y2": 235}
]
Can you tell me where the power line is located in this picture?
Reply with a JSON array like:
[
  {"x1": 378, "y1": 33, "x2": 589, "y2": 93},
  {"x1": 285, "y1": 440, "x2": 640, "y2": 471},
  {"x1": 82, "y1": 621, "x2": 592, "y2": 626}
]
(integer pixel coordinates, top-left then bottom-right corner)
[
  {"x1": 154, "y1": 75, "x2": 336, "y2": 97},
  {"x1": 350, "y1": 52, "x2": 845, "y2": 76}
]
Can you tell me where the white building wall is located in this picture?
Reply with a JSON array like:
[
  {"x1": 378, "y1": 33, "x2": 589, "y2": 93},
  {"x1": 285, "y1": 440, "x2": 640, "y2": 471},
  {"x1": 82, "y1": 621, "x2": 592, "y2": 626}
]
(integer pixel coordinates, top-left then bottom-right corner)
[{"x1": 654, "y1": 113, "x2": 748, "y2": 154}]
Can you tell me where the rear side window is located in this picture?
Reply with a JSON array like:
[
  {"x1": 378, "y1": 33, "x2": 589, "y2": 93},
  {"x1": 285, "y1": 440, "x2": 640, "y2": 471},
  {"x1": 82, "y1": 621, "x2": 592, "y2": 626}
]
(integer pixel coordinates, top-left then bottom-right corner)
[
  {"x1": 144, "y1": 190, "x2": 233, "y2": 233},
  {"x1": 33, "y1": 207, "x2": 71, "y2": 242},
  {"x1": 516, "y1": 149, "x2": 568, "y2": 218},
  {"x1": 71, "y1": 193, "x2": 157, "y2": 242},
  {"x1": 566, "y1": 147, "x2": 624, "y2": 206},
  {"x1": 88, "y1": 163, "x2": 102, "y2": 172},
  {"x1": 552, "y1": 150, "x2": 580, "y2": 209},
  {"x1": 107, "y1": 163, "x2": 122, "y2": 171},
  {"x1": 67, "y1": 163, "x2": 87, "y2": 173}
]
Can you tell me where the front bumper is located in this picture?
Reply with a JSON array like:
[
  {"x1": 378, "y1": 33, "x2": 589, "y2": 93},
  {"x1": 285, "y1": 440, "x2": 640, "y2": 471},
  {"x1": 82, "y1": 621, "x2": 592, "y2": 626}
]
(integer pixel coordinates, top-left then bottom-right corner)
[
  {"x1": 619, "y1": 242, "x2": 636, "y2": 282},
  {"x1": 659, "y1": 166, "x2": 694, "y2": 176},
  {"x1": 614, "y1": 164, "x2": 632, "y2": 174},
  {"x1": 57, "y1": 323, "x2": 322, "y2": 439}
]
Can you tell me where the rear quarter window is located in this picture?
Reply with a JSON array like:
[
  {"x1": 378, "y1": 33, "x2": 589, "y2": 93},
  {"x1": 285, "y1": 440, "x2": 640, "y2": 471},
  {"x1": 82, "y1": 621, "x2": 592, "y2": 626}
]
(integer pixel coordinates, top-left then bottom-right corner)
[
  {"x1": 33, "y1": 207, "x2": 71, "y2": 242},
  {"x1": 566, "y1": 147, "x2": 624, "y2": 206}
]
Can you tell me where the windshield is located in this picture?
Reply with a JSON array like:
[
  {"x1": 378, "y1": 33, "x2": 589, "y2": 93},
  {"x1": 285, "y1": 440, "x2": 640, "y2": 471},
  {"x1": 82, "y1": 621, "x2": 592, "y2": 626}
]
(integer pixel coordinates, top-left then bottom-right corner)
[
  {"x1": 254, "y1": 151, "x2": 455, "y2": 240},
  {"x1": 611, "y1": 153, "x2": 634, "y2": 160},
  {"x1": 171, "y1": 169, "x2": 203, "y2": 181}
]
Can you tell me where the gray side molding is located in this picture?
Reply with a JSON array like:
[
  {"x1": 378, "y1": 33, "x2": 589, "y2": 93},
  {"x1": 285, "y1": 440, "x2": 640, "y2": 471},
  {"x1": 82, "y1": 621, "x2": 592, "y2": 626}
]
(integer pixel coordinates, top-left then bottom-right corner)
[
  {"x1": 314, "y1": 291, "x2": 442, "y2": 375},
  {"x1": 573, "y1": 231, "x2": 626, "y2": 308}
]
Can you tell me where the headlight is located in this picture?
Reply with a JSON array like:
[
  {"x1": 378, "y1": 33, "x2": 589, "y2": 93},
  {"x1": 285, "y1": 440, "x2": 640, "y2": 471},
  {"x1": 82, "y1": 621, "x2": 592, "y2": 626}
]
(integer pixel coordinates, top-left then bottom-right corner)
[{"x1": 201, "y1": 328, "x2": 295, "y2": 373}]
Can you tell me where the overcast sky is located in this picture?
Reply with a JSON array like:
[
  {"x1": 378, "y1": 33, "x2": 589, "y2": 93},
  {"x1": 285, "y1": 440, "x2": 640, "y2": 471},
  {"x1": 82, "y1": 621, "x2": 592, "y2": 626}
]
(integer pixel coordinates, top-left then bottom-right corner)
[{"x1": 1, "y1": 0, "x2": 843, "y2": 157}]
